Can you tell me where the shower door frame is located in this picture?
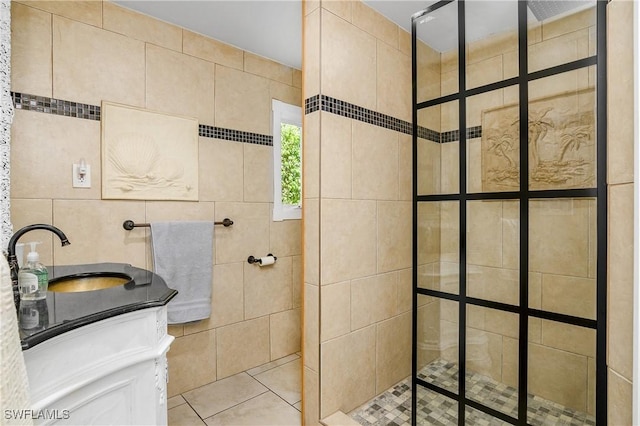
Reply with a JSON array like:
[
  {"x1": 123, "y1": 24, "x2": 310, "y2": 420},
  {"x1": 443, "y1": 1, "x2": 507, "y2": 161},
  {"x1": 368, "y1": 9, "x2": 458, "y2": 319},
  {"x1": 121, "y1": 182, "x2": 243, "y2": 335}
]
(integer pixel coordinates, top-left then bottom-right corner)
[{"x1": 411, "y1": 1, "x2": 608, "y2": 425}]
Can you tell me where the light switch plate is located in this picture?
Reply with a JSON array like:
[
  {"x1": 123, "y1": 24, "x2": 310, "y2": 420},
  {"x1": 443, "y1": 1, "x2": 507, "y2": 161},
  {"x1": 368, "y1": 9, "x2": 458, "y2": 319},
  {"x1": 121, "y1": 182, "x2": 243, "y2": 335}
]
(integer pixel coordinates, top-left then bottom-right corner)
[{"x1": 72, "y1": 163, "x2": 91, "y2": 188}]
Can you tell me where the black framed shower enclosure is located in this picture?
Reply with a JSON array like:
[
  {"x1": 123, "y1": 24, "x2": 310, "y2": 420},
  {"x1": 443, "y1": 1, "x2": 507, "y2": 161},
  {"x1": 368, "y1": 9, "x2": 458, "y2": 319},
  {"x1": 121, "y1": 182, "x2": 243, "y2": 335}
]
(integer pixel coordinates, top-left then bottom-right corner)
[{"x1": 411, "y1": 0, "x2": 607, "y2": 424}]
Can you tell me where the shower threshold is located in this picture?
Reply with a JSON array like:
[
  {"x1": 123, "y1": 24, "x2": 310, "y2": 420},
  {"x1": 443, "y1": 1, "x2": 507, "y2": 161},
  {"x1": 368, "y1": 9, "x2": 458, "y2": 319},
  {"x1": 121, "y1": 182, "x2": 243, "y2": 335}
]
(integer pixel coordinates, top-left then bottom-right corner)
[{"x1": 348, "y1": 360, "x2": 596, "y2": 426}]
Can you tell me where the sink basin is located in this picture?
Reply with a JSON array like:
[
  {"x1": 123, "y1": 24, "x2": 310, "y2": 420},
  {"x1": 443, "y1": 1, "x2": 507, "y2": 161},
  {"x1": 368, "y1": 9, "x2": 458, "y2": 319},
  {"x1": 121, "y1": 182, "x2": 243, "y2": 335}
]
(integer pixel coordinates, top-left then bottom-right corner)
[{"x1": 48, "y1": 272, "x2": 133, "y2": 293}]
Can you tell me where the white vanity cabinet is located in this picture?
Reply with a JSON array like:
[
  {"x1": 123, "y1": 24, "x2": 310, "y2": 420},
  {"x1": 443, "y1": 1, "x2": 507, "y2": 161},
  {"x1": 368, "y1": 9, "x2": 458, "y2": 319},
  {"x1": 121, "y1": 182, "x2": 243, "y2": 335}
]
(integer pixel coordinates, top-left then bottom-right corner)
[{"x1": 23, "y1": 306, "x2": 173, "y2": 425}]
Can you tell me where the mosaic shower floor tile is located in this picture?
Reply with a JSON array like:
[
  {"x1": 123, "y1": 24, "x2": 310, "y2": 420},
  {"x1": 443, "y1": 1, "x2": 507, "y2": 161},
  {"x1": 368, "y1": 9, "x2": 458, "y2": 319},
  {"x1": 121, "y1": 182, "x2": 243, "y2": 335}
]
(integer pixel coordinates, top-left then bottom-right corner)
[{"x1": 348, "y1": 360, "x2": 596, "y2": 426}]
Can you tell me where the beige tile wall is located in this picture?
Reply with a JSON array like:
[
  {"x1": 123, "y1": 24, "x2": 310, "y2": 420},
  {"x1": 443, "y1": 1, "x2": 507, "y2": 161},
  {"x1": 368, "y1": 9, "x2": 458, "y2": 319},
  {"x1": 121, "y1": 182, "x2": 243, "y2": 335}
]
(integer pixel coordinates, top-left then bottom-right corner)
[
  {"x1": 10, "y1": 0, "x2": 302, "y2": 397},
  {"x1": 606, "y1": 1, "x2": 635, "y2": 423},
  {"x1": 302, "y1": 3, "x2": 321, "y2": 423},
  {"x1": 302, "y1": 0, "x2": 414, "y2": 421}
]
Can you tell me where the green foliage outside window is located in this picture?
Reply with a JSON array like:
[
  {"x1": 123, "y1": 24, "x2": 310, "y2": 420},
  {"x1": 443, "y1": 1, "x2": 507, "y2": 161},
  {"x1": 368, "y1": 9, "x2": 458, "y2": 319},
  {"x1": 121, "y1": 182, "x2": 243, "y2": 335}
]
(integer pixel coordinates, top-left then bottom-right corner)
[{"x1": 281, "y1": 123, "x2": 302, "y2": 205}]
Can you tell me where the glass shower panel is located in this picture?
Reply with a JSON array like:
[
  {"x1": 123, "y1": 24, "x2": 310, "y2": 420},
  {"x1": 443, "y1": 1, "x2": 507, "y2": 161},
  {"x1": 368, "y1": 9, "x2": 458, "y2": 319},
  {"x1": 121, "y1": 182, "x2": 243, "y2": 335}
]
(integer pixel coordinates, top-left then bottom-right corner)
[
  {"x1": 528, "y1": 67, "x2": 597, "y2": 191},
  {"x1": 417, "y1": 100, "x2": 459, "y2": 196},
  {"x1": 527, "y1": 318, "x2": 596, "y2": 424},
  {"x1": 417, "y1": 201, "x2": 459, "y2": 295},
  {"x1": 465, "y1": 1, "x2": 519, "y2": 90},
  {"x1": 466, "y1": 200, "x2": 519, "y2": 305},
  {"x1": 416, "y1": 385, "x2": 459, "y2": 425},
  {"x1": 417, "y1": 294, "x2": 459, "y2": 394},
  {"x1": 416, "y1": 104, "x2": 442, "y2": 196},
  {"x1": 528, "y1": 198, "x2": 597, "y2": 320},
  {"x1": 412, "y1": 1, "x2": 605, "y2": 423},
  {"x1": 466, "y1": 88, "x2": 519, "y2": 194},
  {"x1": 416, "y1": 1, "x2": 459, "y2": 104},
  {"x1": 527, "y1": 0, "x2": 597, "y2": 73},
  {"x1": 466, "y1": 305, "x2": 519, "y2": 418}
]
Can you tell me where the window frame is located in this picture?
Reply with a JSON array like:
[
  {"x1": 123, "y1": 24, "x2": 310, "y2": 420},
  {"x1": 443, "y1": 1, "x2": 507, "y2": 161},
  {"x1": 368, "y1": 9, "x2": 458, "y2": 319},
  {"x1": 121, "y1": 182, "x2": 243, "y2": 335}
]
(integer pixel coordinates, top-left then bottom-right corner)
[{"x1": 272, "y1": 99, "x2": 302, "y2": 221}]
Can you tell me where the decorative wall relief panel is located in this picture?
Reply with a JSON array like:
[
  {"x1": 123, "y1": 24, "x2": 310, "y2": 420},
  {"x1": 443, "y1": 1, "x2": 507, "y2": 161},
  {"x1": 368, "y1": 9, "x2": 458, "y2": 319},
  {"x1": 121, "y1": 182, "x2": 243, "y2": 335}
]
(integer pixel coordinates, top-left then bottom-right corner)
[
  {"x1": 481, "y1": 89, "x2": 595, "y2": 191},
  {"x1": 101, "y1": 102, "x2": 199, "y2": 201}
]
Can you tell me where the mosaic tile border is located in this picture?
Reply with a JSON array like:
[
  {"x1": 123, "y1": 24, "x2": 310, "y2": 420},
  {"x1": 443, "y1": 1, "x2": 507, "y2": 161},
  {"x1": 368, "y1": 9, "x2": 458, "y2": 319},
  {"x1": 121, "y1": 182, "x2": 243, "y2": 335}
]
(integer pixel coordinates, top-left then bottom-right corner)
[
  {"x1": 305, "y1": 94, "x2": 320, "y2": 115},
  {"x1": 14, "y1": 89, "x2": 482, "y2": 147},
  {"x1": 349, "y1": 359, "x2": 596, "y2": 426},
  {"x1": 321, "y1": 95, "x2": 413, "y2": 135},
  {"x1": 304, "y1": 94, "x2": 482, "y2": 144},
  {"x1": 198, "y1": 124, "x2": 272, "y2": 146},
  {"x1": 305, "y1": 94, "x2": 413, "y2": 137},
  {"x1": 11, "y1": 92, "x2": 273, "y2": 146},
  {"x1": 13, "y1": 92, "x2": 101, "y2": 120},
  {"x1": 417, "y1": 126, "x2": 441, "y2": 143}
]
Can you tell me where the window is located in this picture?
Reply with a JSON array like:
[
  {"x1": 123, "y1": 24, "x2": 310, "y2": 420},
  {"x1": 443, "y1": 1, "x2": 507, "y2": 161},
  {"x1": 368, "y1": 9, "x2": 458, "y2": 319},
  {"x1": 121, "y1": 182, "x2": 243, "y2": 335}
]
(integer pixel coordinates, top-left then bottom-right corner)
[{"x1": 272, "y1": 100, "x2": 302, "y2": 221}]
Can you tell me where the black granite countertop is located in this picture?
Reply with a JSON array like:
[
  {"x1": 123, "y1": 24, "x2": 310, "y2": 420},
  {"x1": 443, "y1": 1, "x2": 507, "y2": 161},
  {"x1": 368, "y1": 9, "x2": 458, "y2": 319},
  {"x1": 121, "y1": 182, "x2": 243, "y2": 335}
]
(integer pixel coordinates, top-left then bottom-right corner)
[{"x1": 19, "y1": 263, "x2": 178, "y2": 350}]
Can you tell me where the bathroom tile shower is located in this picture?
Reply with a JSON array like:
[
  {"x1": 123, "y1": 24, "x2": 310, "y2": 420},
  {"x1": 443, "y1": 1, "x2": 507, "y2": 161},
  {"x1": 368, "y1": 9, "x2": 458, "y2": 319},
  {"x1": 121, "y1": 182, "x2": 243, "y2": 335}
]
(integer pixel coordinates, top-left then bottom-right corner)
[{"x1": 407, "y1": 0, "x2": 605, "y2": 425}]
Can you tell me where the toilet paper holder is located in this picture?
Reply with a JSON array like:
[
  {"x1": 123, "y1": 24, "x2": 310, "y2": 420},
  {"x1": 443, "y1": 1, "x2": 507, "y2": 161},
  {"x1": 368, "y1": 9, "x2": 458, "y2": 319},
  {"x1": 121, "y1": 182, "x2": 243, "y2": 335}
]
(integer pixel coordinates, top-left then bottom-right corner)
[{"x1": 247, "y1": 254, "x2": 277, "y2": 265}]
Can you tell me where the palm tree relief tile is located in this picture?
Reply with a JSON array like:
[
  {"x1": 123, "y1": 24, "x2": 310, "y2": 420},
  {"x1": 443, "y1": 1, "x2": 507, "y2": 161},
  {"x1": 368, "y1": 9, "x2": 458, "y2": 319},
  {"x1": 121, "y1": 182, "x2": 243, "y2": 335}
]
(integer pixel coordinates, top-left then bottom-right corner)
[{"x1": 481, "y1": 88, "x2": 596, "y2": 192}]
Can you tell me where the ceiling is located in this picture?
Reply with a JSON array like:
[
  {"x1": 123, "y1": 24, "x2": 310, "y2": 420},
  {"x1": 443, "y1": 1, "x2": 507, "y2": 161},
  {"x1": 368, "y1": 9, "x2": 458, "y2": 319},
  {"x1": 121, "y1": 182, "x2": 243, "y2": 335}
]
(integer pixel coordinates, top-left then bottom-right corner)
[
  {"x1": 113, "y1": 0, "x2": 303, "y2": 68},
  {"x1": 112, "y1": 0, "x2": 432, "y2": 69},
  {"x1": 112, "y1": 1, "x2": 592, "y2": 69}
]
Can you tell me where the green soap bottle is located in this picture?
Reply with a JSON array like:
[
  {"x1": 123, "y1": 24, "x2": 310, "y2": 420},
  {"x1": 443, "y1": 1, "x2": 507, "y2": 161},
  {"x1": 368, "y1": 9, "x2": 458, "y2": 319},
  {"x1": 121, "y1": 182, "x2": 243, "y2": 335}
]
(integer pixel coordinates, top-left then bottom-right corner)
[{"x1": 18, "y1": 242, "x2": 48, "y2": 300}]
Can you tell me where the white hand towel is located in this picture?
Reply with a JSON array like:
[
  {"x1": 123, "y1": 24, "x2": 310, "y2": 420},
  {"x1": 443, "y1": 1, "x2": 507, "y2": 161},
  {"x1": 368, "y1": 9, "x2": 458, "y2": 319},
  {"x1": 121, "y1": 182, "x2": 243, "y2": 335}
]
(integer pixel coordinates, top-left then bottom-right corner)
[
  {"x1": 0, "y1": 256, "x2": 33, "y2": 425},
  {"x1": 151, "y1": 221, "x2": 214, "y2": 324}
]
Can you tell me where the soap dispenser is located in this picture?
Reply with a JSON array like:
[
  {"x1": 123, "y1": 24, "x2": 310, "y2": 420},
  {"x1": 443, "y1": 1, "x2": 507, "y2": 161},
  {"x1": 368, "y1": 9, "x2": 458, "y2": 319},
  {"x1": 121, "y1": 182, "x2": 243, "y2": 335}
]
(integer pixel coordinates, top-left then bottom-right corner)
[{"x1": 17, "y1": 242, "x2": 48, "y2": 300}]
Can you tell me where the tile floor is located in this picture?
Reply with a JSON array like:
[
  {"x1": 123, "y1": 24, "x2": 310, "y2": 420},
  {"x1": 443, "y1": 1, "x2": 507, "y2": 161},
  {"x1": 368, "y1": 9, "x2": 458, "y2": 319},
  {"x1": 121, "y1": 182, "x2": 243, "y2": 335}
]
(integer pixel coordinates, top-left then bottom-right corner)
[
  {"x1": 169, "y1": 355, "x2": 594, "y2": 426},
  {"x1": 349, "y1": 359, "x2": 596, "y2": 426},
  {"x1": 167, "y1": 353, "x2": 302, "y2": 426}
]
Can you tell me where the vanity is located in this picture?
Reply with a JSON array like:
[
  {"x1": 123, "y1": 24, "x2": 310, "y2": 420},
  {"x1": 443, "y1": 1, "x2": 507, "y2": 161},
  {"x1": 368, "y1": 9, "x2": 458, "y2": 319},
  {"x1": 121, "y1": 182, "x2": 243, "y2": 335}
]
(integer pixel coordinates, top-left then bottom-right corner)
[{"x1": 19, "y1": 263, "x2": 177, "y2": 425}]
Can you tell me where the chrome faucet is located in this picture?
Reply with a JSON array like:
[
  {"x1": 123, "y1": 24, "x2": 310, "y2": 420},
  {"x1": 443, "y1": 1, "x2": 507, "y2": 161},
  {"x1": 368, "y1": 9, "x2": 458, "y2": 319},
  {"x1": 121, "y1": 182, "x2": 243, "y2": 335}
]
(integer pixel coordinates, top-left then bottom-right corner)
[{"x1": 7, "y1": 224, "x2": 70, "y2": 313}]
